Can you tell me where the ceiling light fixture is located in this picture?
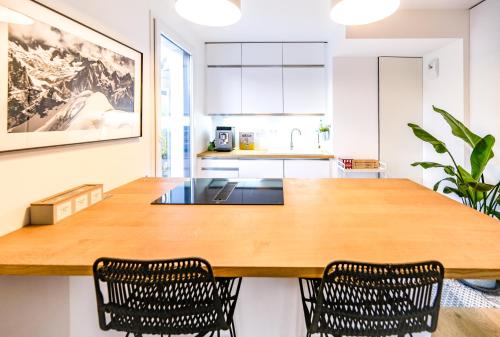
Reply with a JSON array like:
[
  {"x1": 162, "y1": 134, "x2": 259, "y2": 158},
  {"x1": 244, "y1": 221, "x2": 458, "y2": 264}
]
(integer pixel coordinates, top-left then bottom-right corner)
[
  {"x1": 330, "y1": 0, "x2": 400, "y2": 26},
  {"x1": 0, "y1": 6, "x2": 34, "y2": 25},
  {"x1": 175, "y1": 0, "x2": 241, "y2": 27}
]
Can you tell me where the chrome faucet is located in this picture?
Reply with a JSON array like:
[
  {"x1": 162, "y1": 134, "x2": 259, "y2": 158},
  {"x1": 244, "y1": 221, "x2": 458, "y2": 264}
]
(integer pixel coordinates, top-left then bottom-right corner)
[{"x1": 290, "y1": 128, "x2": 302, "y2": 150}]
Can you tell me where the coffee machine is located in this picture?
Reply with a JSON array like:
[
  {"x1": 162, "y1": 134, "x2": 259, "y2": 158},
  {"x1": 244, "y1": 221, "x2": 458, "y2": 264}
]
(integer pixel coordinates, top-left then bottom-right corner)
[{"x1": 215, "y1": 126, "x2": 236, "y2": 152}]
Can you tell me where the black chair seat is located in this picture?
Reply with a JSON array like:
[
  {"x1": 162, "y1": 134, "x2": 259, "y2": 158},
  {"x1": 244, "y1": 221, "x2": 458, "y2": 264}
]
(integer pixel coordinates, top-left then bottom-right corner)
[
  {"x1": 299, "y1": 261, "x2": 444, "y2": 337},
  {"x1": 93, "y1": 257, "x2": 241, "y2": 337}
]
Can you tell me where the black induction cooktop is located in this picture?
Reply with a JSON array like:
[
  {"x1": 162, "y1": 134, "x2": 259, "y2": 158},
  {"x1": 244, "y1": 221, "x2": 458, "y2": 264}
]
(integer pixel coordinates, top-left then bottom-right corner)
[{"x1": 151, "y1": 178, "x2": 284, "y2": 205}]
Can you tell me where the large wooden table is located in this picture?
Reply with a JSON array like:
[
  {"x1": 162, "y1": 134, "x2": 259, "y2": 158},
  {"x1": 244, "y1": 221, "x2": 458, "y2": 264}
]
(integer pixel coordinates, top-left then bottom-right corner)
[{"x1": 0, "y1": 178, "x2": 498, "y2": 278}]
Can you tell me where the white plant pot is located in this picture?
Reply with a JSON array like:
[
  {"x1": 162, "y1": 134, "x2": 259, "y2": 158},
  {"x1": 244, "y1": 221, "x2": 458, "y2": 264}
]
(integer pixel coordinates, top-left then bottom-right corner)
[{"x1": 319, "y1": 131, "x2": 330, "y2": 142}]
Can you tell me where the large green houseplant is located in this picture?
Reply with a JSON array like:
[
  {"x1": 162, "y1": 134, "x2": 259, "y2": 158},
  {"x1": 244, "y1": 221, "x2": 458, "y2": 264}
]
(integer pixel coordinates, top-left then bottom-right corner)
[
  {"x1": 408, "y1": 106, "x2": 499, "y2": 292},
  {"x1": 408, "y1": 106, "x2": 499, "y2": 219}
]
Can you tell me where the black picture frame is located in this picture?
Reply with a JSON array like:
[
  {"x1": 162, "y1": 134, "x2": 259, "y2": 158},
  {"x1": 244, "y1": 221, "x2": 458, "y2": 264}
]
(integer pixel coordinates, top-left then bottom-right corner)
[{"x1": 0, "y1": 0, "x2": 144, "y2": 153}]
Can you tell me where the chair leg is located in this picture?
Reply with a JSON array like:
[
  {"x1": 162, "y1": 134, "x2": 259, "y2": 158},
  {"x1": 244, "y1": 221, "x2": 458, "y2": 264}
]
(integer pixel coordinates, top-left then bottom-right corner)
[{"x1": 229, "y1": 320, "x2": 237, "y2": 337}]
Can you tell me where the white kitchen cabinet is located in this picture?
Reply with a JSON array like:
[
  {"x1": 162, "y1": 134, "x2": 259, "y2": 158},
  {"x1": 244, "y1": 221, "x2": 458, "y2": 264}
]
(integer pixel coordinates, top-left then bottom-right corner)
[
  {"x1": 206, "y1": 68, "x2": 242, "y2": 115},
  {"x1": 206, "y1": 43, "x2": 241, "y2": 65},
  {"x1": 284, "y1": 160, "x2": 331, "y2": 178},
  {"x1": 242, "y1": 68, "x2": 283, "y2": 114},
  {"x1": 239, "y1": 160, "x2": 284, "y2": 178},
  {"x1": 242, "y1": 43, "x2": 282, "y2": 65},
  {"x1": 283, "y1": 67, "x2": 326, "y2": 114},
  {"x1": 283, "y1": 42, "x2": 326, "y2": 65},
  {"x1": 197, "y1": 159, "x2": 239, "y2": 178}
]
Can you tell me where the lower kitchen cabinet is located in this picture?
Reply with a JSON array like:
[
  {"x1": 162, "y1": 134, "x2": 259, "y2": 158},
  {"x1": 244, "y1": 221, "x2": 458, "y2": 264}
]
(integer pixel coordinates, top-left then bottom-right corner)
[
  {"x1": 238, "y1": 159, "x2": 284, "y2": 178},
  {"x1": 284, "y1": 159, "x2": 331, "y2": 178},
  {"x1": 197, "y1": 159, "x2": 239, "y2": 178},
  {"x1": 196, "y1": 158, "x2": 333, "y2": 178}
]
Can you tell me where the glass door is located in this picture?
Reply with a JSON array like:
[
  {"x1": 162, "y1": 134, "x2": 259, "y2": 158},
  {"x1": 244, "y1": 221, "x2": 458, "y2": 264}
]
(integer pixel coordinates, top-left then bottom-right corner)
[{"x1": 156, "y1": 25, "x2": 192, "y2": 177}]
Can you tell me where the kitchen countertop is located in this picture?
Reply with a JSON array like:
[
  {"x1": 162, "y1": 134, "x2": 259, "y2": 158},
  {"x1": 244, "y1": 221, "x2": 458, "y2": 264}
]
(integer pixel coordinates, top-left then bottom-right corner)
[
  {"x1": 0, "y1": 177, "x2": 498, "y2": 278},
  {"x1": 197, "y1": 149, "x2": 335, "y2": 159}
]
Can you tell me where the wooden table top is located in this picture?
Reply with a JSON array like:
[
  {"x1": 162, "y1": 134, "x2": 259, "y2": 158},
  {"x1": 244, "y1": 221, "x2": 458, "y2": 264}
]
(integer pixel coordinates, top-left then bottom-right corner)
[
  {"x1": 0, "y1": 178, "x2": 498, "y2": 278},
  {"x1": 197, "y1": 150, "x2": 335, "y2": 159}
]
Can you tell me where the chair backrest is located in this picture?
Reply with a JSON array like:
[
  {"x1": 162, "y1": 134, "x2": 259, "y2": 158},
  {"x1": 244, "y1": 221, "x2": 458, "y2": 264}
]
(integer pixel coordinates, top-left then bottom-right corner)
[
  {"x1": 93, "y1": 257, "x2": 228, "y2": 336},
  {"x1": 310, "y1": 261, "x2": 444, "y2": 336}
]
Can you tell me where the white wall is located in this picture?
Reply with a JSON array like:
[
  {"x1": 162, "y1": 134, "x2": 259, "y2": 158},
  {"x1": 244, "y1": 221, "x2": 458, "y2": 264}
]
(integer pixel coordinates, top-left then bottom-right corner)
[
  {"x1": 470, "y1": 0, "x2": 500, "y2": 182},
  {"x1": 332, "y1": 57, "x2": 379, "y2": 159},
  {"x1": 0, "y1": 1, "x2": 207, "y2": 336},
  {"x1": 0, "y1": 0, "x2": 207, "y2": 237},
  {"x1": 0, "y1": 0, "x2": 152, "y2": 236},
  {"x1": 379, "y1": 57, "x2": 423, "y2": 183},
  {"x1": 346, "y1": 9, "x2": 471, "y2": 128},
  {"x1": 422, "y1": 40, "x2": 465, "y2": 190}
]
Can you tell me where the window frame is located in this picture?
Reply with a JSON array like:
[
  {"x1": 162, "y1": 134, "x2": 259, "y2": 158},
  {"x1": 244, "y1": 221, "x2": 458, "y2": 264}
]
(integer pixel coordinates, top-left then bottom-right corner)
[{"x1": 153, "y1": 18, "x2": 195, "y2": 178}]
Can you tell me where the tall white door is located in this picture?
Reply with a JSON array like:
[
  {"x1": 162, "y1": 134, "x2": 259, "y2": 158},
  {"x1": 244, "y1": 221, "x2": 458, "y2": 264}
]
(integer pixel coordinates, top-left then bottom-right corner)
[{"x1": 379, "y1": 57, "x2": 423, "y2": 183}]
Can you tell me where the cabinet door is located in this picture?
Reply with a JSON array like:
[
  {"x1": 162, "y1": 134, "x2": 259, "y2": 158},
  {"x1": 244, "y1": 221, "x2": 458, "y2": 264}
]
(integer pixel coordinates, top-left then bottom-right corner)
[
  {"x1": 283, "y1": 43, "x2": 326, "y2": 65},
  {"x1": 197, "y1": 159, "x2": 239, "y2": 178},
  {"x1": 206, "y1": 68, "x2": 242, "y2": 115},
  {"x1": 242, "y1": 68, "x2": 283, "y2": 114},
  {"x1": 283, "y1": 67, "x2": 326, "y2": 114},
  {"x1": 239, "y1": 160, "x2": 284, "y2": 178},
  {"x1": 284, "y1": 160, "x2": 331, "y2": 178},
  {"x1": 206, "y1": 43, "x2": 241, "y2": 66},
  {"x1": 242, "y1": 43, "x2": 282, "y2": 65}
]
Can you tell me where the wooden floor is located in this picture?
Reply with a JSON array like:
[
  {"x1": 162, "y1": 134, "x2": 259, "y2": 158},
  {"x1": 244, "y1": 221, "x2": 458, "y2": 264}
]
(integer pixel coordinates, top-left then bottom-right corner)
[{"x1": 434, "y1": 308, "x2": 500, "y2": 337}]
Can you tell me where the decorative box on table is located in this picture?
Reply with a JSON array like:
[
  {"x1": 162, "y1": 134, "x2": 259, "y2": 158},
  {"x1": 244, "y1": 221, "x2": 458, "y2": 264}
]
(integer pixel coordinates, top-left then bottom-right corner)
[{"x1": 30, "y1": 184, "x2": 103, "y2": 225}]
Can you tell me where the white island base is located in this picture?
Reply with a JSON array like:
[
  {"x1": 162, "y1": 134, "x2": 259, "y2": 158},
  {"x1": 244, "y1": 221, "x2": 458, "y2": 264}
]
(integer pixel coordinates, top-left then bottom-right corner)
[{"x1": 0, "y1": 276, "x2": 432, "y2": 337}]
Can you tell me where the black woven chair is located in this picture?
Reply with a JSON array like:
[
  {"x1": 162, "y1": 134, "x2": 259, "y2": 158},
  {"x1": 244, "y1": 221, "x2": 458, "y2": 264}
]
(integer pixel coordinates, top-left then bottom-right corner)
[
  {"x1": 93, "y1": 257, "x2": 242, "y2": 337},
  {"x1": 299, "y1": 261, "x2": 444, "y2": 337}
]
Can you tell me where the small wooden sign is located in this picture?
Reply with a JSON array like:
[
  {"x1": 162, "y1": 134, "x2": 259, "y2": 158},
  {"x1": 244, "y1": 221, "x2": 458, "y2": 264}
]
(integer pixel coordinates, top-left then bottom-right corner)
[{"x1": 30, "y1": 184, "x2": 103, "y2": 225}]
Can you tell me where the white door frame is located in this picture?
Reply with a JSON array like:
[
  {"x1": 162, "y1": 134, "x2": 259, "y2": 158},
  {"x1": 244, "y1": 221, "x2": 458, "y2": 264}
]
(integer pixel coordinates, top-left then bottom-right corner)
[{"x1": 152, "y1": 17, "x2": 195, "y2": 177}]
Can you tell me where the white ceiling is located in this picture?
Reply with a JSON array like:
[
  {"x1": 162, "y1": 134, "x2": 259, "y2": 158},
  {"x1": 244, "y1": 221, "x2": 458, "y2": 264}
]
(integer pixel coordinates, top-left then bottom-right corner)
[
  {"x1": 165, "y1": 0, "x2": 471, "y2": 56},
  {"x1": 401, "y1": 0, "x2": 479, "y2": 9}
]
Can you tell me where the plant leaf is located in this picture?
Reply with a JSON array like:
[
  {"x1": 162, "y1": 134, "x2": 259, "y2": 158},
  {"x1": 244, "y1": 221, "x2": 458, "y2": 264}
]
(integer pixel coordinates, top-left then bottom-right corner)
[
  {"x1": 457, "y1": 165, "x2": 475, "y2": 183},
  {"x1": 443, "y1": 186, "x2": 465, "y2": 197},
  {"x1": 433, "y1": 177, "x2": 456, "y2": 191},
  {"x1": 433, "y1": 106, "x2": 482, "y2": 148},
  {"x1": 444, "y1": 166, "x2": 455, "y2": 176},
  {"x1": 411, "y1": 162, "x2": 447, "y2": 169},
  {"x1": 467, "y1": 182, "x2": 495, "y2": 192},
  {"x1": 470, "y1": 135, "x2": 496, "y2": 180},
  {"x1": 408, "y1": 123, "x2": 448, "y2": 154},
  {"x1": 492, "y1": 210, "x2": 500, "y2": 220}
]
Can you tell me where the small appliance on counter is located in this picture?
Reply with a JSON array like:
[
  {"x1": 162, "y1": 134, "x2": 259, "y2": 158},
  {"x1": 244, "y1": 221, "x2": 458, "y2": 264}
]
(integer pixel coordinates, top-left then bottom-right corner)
[
  {"x1": 215, "y1": 126, "x2": 236, "y2": 152},
  {"x1": 239, "y1": 132, "x2": 255, "y2": 150}
]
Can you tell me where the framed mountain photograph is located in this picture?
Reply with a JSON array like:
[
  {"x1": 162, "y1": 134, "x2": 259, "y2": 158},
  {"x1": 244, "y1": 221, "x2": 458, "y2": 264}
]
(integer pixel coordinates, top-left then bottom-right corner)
[{"x1": 0, "y1": 0, "x2": 142, "y2": 152}]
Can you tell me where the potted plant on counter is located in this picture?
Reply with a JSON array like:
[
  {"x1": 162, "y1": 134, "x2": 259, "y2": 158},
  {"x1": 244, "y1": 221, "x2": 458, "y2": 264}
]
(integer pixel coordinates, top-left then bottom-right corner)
[
  {"x1": 318, "y1": 120, "x2": 331, "y2": 142},
  {"x1": 408, "y1": 106, "x2": 499, "y2": 292}
]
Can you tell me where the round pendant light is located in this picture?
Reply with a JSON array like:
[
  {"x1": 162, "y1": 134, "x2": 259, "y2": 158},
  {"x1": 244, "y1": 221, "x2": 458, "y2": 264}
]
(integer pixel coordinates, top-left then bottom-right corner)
[
  {"x1": 330, "y1": 0, "x2": 400, "y2": 26},
  {"x1": 175, "y1": 0, "x2": 241, "y2": 27},
  {"x1": 0, "y1": 6, "x2": 34, "y2": 25}
]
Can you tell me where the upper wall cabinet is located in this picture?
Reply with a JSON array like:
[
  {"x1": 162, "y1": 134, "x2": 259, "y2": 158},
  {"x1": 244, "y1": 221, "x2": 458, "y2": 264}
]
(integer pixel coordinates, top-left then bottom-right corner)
[
  {"x1": 242, "y1": 67, "x2": 283, "y2": 114},
  {"x1": 206, "y1": 68, "x2": 242, "y2": 115},
  {"x1": 206, "y1": 43, "x2": 241, "y2": 66},
  {"x1": 206, "y1": 42, "x2": 327, "y2": 115},
  {"x1": 283, "y1": 43, "x2": 326, "y2": 65},
  {"x1": 242, "y1": 43, "x2": 282, "y2": 65},
  {"x1": 283, "y1": 67, "x2": 326, "y2": 114},
  {"x1": 206, "y1": 43, "x2": 242, "y2": 114}
]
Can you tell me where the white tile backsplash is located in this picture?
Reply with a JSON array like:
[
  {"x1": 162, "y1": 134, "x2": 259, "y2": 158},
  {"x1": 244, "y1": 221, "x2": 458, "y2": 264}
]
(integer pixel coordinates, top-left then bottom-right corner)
[{"x1": 211, "y1": 115, "x2": 332, "y2": 151}]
